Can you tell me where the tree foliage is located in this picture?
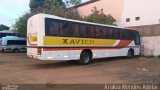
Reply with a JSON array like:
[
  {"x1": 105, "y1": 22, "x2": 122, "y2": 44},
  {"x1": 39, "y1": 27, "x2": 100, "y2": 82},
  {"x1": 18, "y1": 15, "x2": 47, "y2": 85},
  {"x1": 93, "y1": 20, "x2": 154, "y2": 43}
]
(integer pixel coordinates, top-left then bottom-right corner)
[
  {"x1": 29, "y1": 0, "x2": 82, "y2": 19},
  {"x1": 0, "y1": 24, "x2": 10, "y2": 31},
  {"x1": 13, "y1": 13, "x2": 33, "y2": 36},
  {"x1": 65, "y1": 0, "x2": 82, "y2": 7},
  {"x1": 13, "y1": 0, "x2": 82, "y2": 36},
  {"x1": 29, "y1": 0, "x2": 65, "y2": 14},
  {"x1": 13, "y1": 1, "x2": 116, "y2": 36},
  {"x1": 85, "y1": 7, "x2": 116, "y2": 25}
]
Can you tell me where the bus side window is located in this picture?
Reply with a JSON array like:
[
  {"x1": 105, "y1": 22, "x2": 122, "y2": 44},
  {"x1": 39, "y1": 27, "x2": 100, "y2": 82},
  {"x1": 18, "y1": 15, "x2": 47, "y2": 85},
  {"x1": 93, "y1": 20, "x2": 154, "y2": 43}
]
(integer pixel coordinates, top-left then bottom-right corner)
[
  {"x1": 109, "y1": 28, "x2": 115, "y2": 39},
  {"x1": 2, "y1": 33, "x2": 5, "y2": 37},
  {"x1": 102, "y1": 27, "x2": 109, "y2": 38},
  {"x1": 115, "y1": 29, "x2": 120, "y2": 39},
  {"x1": 131, "y1": 32, "x2": 140, "y2": 45},
  {"x1": 120, "y1": 30, "x2": 126, "y2": 40},
  {"x1": 79, "y1": 24, "x2": 87, "y2": 37},
  {"x1": 88, "y1": 25, "x2": 95, "y2": 38},
  {"x1": 7, "y1": 40, "x2": 26, "y2": 45},
  {"x1": 95, "y1": 26, "x2": 103, "y2": 38},
  {"x1": 135, "y1": 32, "x2": 140, "y2": 45},
  {"x1": 126, "y1": 31, "x2": 131, "y2": 40},
  {"x1": 59, "y1": 21, "x2": 70, "y2": 36},
  {"x1": 46, "y1": 19, "x2": 60, "y2": 36},
  {"x1": 0, "y1": 39, "x2": 2, "y2": 45},
  {"x1": 71, "y1": 23, "x2": 80, "y2": 37}
]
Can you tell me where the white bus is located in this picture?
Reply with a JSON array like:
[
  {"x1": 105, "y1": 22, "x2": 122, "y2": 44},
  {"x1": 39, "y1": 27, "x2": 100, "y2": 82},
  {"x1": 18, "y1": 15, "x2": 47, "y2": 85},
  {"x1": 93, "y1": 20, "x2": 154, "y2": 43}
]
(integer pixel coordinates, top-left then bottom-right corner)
[
  {"x1": 27, "y1": 14, "x2": 140, "y2": 64},
  {"x1": 0, "y1": 32, "x2": 17, "y2": 42},
  {"x1": 0, "y1": 36, "x2": 26, "y2": 52}
]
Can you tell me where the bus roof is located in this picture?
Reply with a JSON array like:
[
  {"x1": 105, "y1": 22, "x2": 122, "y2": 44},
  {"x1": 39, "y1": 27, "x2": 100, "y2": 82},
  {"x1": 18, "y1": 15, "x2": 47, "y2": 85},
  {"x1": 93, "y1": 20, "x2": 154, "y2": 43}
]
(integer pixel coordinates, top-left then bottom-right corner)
[
  {"x1": 0, "y1": 30, "x2": 17, "y2": 33},
  {"x1": 31, "y1": 13, "x2": 138, "y2": 32},
  {"x1": 2, "y1": 36, "x2": 26, "y2": 40}
]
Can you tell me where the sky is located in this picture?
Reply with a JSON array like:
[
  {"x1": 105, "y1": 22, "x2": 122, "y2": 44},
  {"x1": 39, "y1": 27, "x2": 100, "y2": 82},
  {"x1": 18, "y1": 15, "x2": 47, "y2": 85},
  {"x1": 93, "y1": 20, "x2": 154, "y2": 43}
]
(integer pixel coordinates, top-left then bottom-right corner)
[{"x1": 0, "y1": 0, "x2": 88, "y2": 28}]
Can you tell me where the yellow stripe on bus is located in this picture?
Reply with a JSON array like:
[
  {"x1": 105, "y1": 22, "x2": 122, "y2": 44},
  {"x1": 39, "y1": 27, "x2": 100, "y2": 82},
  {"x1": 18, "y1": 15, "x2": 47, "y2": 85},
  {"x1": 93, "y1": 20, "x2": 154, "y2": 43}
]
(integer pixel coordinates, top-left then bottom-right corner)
[
  {"x1": 43, "y1": 36, "x2": 116, "y2": 46},
  {"x1": 28, "y1": 36, "x2": 37, "y2": 42}
]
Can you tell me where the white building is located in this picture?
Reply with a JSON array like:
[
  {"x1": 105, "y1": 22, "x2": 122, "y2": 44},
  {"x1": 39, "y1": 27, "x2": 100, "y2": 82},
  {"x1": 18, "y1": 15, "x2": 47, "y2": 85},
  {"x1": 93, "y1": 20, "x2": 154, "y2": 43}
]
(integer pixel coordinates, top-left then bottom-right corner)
[{"x1": 73, "y1": 0, "x2": 160, "y2": 27}]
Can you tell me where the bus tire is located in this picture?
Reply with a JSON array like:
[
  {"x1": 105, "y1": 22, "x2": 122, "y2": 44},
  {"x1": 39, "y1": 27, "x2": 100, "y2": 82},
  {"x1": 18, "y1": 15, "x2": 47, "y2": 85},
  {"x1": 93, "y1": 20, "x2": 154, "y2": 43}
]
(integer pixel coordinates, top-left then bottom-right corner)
[
  {"x1": 1, "y1": 49, "x2": 4, "y2": 53},
  {"x1": 127, "y1": 49, "x2": 134, "y2": 58},
  {"x1": 80, "y1": 51, "x2": 91, "y2": 65},
  {"x1": 13, "y1": 49, "x2": 19, "y2": 53}
]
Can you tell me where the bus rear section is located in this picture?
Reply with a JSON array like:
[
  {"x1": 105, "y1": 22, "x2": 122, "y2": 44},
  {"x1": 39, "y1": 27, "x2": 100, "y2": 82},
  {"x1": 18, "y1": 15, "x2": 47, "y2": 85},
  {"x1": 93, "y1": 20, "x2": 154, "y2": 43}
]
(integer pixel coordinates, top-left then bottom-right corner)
[{"x1": 27, "y1": 14, "x2": 44, "y2": 59}]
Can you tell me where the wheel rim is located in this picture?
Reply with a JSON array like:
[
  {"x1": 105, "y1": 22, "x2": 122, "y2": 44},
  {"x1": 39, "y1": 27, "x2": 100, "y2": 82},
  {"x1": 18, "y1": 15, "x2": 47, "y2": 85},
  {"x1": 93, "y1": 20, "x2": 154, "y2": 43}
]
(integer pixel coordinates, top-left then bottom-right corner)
[
  {"x1": 14, "y1": 50, "x2": 18, "y2": 53},
  {"x1": 82, "y1": 54, "x2": 90, "y2": 64},
  {"x1": 128, "y1": 51, "x2": 132, "y2": 58}
]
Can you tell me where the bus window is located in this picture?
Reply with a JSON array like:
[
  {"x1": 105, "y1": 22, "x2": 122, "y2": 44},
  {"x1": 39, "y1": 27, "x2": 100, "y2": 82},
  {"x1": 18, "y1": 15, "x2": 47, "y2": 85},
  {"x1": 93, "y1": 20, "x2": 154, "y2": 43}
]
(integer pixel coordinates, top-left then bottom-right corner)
[
  {"x1": 135, "y1": 33, "x2": 140, "y2": 45},
  {"x1": 95, "y1": 26, "x2": 103, "y2": 38},
  {"x1": 131, "y1": 32, "x2": 140, "y2": 45},
  {"x1": 60, "y1": 21, "x2": 70, "y2": 36},
  {"x1": 109, "y1": 28, "x2": 115, "y2": 39},
  {"x1": 120, "y1": 30, "x2": 128, "y2": 40},
  {"x1": 126, "y1": 31, "x2": 132, "y2": 40},
  {"x1": 115, "y1": 29, "x2": 120, "y2": 39},
  {"x1": 71, "y1": 23, "x2": 80, "y2": 37},
  {"x1": 7, "y1": 40, "x2": 26, "y2": 45},
  {"x1": 50, "y1": 21, "x2": 59, "y2": 36},
  {"x1": 102, "y1": 27, "x2": 109, "y2": 38},
  {"x1": 88, "y1": 25, "x2": 95, "y2": 38},
  {"x1": 45, "y1": 18, "x2": 60, "y2": 36},
  {"x1": 79, "y1": 24, "x2": 87, "y2": 37},
  {"x1": 0, "y1": 33, "x2": 7, "y2": 38}
]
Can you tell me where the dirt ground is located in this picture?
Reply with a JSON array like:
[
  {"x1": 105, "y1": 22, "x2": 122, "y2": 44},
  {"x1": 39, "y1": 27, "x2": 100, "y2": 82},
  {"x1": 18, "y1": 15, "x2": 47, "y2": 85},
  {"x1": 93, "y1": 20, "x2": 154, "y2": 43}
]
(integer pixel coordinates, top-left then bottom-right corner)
[{"x1": 0, "y1": 53, "x2": 160, "y2": 84}]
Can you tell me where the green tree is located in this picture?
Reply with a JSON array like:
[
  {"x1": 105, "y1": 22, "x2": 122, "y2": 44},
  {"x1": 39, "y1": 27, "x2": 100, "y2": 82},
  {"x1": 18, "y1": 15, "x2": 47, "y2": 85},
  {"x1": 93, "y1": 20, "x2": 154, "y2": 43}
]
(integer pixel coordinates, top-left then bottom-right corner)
[
  {"x1": 13, "y1": 0, "x2": 82, "y2": 36},
  {"x1": 85, "y1": 7, "x2": 116, "y2": 25},
  {"x1": 65, "y1": 0, "x2": 82, "y2": 7},
  {"x1": 0, "y1": 24, "x2": 10, "y2": 31},
  {"x1": 29, "y1": 0, "x2": 65, "y2": 14},
  {"x1": 13, "y1": 13, "x2": 33, "y2": 36},
  {"x1": 29, "y1": 0, "x2": 82, "y2": 19}
]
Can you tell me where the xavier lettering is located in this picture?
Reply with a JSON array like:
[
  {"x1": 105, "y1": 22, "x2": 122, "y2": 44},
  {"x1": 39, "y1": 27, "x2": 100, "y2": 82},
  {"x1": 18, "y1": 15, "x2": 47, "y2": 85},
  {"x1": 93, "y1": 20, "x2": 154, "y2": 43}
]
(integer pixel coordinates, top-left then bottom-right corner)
[
  {"x1": 69, "y1": 40, "x2": 75, "y2": 44},
  {"x1": 62, "y1": 39, "x2": 94, "y2": 45},
  {"x1": 75, "y1": 39, "x2": 80, "y2": 44},
  {"x1": 63, "y1": 39, "x2": 68, "y2": 44}
]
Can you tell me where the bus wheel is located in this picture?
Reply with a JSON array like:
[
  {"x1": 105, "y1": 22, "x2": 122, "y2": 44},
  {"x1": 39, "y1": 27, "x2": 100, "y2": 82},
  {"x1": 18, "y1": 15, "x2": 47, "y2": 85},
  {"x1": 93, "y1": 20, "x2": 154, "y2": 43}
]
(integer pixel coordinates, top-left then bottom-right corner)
[
  {"x1": 127, "y1": 49, "x2": 134, "y2": 58},
  {"x1": 1, "y1": 49, "x2": 4, "y2": 53},
  {"x1": 80, "y1": 51, "x2": 91, "y2": 65},
  {"x1": 13, "y1": 49, "x2": 19, "y2": 53}
]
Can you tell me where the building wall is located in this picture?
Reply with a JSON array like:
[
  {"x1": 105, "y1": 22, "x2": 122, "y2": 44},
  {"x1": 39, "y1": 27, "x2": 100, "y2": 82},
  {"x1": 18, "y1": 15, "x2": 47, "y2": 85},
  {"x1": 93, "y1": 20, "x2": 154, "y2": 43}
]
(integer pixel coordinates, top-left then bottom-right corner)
[
  {"x1": 141, "y1": 36, "x2": 160, "y2": 57},
  {"x1": 76, "y1": 0, "x2": 160, "y2": 27},
  {"x1": 121, "y1": 0, "x2": 160, "y2": 27},
  {"x1": 128, "y1": 24, "x2": 160, "y2": 37},
  {"x1": 76, "y1": 0, "x2": 124, "y2": 25},
  {"x1": 129, "y1": 24, "x2": 160, "y2": 57}
]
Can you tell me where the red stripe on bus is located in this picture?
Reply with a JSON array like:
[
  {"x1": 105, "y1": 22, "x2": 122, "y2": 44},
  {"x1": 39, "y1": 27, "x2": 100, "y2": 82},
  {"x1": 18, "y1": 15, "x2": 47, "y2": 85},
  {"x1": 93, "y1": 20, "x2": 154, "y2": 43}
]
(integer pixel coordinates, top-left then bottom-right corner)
[
  {"x1": 43, "y1": 47, "x2": 123, "y2": 51},
  {"x1": 117, "y1": 40, "x2": 132, "y2": 47}
]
